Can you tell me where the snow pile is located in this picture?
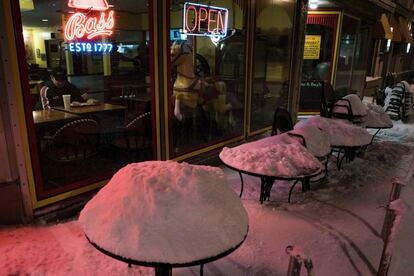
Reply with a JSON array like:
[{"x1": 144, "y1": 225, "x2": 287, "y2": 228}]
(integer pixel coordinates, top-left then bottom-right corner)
[
  {"x1": 343, "y1": 94, "x2": 368, "y2": 116},
  {"x1": 360, "y1": 103, "x2": 393, "y2": 128},
  {"x1": 401, "y1": 81, "x2": 412, "y2": 93},
  {"x1": 220, "y1": 143, "x2": 322, "y2": 178},
  {"x1": 290, "y1": 124, "x2": 331, "y2": 157},
  {"x1": 332, "y1": 94, "x2": 368, "y2": 117},
  {"x1": 235, "y1": 133, "x2": 298, "y2": 152},
  {"x1": 79, "y1": 161, "x2": 248, "y2": 264},
  {"x1": 377, "y1": 117, "x2": 414, "y2": 142},
  {"x1": 296, "y1": 116, "x2": 372, "y2": 146}
]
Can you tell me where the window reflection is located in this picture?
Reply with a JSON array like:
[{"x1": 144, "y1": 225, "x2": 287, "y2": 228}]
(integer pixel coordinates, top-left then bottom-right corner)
[
  {"x1": 169, "y1": 0, "x2": 246, "y2": 155},
  {"x1": 22, "y1": 0, "x2": 153, "y2": 197},
  {"x1": 250, "y1": 1, "x2": 295, "y2": 132}
]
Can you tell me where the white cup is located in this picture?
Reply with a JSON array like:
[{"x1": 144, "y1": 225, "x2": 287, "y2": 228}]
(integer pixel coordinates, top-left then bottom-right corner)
[{"x1": 62, "y1": 94, "x2": 71, "y2": 109}]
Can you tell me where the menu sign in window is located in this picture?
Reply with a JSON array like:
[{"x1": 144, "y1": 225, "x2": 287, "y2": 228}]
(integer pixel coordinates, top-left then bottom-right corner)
[{"x1": 304, "y1": 35, "x2": 321, "y2": 60}]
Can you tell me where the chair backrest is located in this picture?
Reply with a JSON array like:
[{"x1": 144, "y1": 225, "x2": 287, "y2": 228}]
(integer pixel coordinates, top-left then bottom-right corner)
[
  {"x1": 50, "y1": 119, "x2": 99, "y2": 161},
  {"x1": 126, "y1": 112, "x2": 151, "y2": 134},
  {"x1": 321, "y1": 82, "x2": 335, "y2": 117},
  {"x1": 271, "y1": 108, "x2": 293, "y2": 136}
]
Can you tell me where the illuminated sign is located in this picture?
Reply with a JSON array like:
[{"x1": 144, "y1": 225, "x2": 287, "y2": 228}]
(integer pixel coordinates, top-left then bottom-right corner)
[
  {"x1": 65, "y1": 0, "x2": 115, "y2": 52},
  {"x1": 65, "y1": 11, "x2": 114, "y2": 40},
  {"x1": 182, "y1": 2, "x2": 228, "y2": 41},
  {"x1": 68, "y1": 0, "x2": 109, "y2": 11},
  {"x1": 69, "y1": 42, "x2": 113, "y2": 53},
  {"x1": 304, "y1": 35, "x2": 321, "y2": 60}
]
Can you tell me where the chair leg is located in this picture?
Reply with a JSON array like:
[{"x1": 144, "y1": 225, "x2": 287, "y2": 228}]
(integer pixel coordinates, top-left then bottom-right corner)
[
  {"x1": 288, "y1": 180, "x2": 300, "y2": 203},
  {"x1": 238, "y1": 172, "x2": 244, "y2": 198}
]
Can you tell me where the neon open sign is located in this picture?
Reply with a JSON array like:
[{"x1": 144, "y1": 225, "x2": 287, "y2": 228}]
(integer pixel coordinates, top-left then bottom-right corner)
[
  {"x1": 183, "y1": 2, "x2": 228, "y2": 40},
  {"x1": 65, "y1": 0, "x2": 115, "y2": 52}
]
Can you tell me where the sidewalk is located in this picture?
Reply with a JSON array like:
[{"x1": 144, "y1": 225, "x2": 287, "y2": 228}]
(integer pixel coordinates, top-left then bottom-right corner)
[{"x1": 1, "y1": 121, "x2": 414, "y2": 275}]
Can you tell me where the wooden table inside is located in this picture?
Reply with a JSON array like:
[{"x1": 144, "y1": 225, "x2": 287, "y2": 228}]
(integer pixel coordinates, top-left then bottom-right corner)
[
  {"x1": 53, "y1": 103, "x2": 127, "y2": 115},
  {"x1": 33, "y1": 109, "x2": 80, "y2": 125}
]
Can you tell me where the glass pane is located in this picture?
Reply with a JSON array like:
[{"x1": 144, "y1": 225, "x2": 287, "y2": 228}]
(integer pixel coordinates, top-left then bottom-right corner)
[
  {"x1": 351, "y1": 26, "x2": 370, "y2": 93},
  {"x1": 250, "y1": 0, "x2": 296, "y2": 131},
  {"x1": 21, "y1": 0, "x2": 154, "y2": 197},
  {"x1": 302, "y1": 22, "x2": 335, "y2": 82},
  {"x1": 169, "y1": 1, "x2": 246, "y2": 155},
  {"x1": 300, "y1": 13, "x2": 339, "y2": 113},
  {"x1": 335, "y1": 15, "x2": 359, "y2": 96}
]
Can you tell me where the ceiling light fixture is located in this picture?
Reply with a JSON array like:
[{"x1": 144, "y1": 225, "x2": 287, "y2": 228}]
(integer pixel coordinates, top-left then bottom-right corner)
[
  {"x1": 309, "y1": 0, "x2": 318, "y2": 9},
  {"x1": 42, "y1": 19, "x2": 49, "y2": 22}
]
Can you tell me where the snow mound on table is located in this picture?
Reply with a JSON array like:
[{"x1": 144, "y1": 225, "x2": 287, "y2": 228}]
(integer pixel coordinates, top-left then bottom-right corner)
[
  {"x1": 290, "y1": 125, "x2": 331, "y2": 157},
  {"x1": 235, "y1": 133, "x2": 299, "y2": 151},
  {"x1": 360, "y1": 103, "x2": 393, "y2": 128},
  {"x1": 332, "y1": 94, "x2": 368, "y2": 117},
  {"x1": 220, "y1": 143, "x2": 322, "y2": 178},
  {"x1": 296, "y1": 116, "x2": 372, "y2": 146},
  {"x1": 79, "y1": 161, "x2": 248, "y2": 264}
]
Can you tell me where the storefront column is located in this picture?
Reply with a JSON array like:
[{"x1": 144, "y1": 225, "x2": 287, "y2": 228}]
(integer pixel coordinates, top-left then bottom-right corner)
[
  {"x1": 0, "y1": 0, "x2": 34, "y2": 221},
  {"x1": 289, "y1": 0, "x2": 309, "y2": 121}
]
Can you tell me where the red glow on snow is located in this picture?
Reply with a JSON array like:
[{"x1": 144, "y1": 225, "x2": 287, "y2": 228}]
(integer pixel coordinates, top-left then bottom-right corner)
[
  {"x1": 64, "y1": 10, "x2": 114, "y2": 41},
  {"x1": 68, "y1": 0, "x2": 109, "y2": 11}
]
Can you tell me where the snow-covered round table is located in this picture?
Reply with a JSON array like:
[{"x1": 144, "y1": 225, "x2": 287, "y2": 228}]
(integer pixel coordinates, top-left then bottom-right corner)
[
  {"x1": 358, "y1": 103, "x2": 393, "y2": 144},
  {"x1": 296, "y1": 116, "x2": 372, "y2": 169},
  {"x1": 219, "y1": 143, "x2": 323, "y2": 203},
  {"x1": 79, "y1": 161, "x2": 249, "y2": 276}
]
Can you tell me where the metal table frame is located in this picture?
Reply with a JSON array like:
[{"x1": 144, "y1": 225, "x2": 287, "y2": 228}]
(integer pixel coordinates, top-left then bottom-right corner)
[
  {"x1": 86, "y1": 232, "x2": 247, "y2": 276},
  {"x1": 220, "y1": 158, "x2": 321, "y2": 204}
]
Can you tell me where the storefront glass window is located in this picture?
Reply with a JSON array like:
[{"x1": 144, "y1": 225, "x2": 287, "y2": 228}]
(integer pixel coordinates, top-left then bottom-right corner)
[
  {"x1": 351, "y1": 25, "x2": 370, "y2": 93},
  {"x1": 169, "y1": 1, "x2": 246, "y2": 156},
  {"x1": 19, "y1": 0, "x2": 154, "y2": 199},
  {"x1": 250, "y1": 0, "x2": 296, "y2": 132},
  {"x1": 335, "y1": 15, "x2": 359, "y2": 96},
  {"x1": 300, "y1": 12, "x2": 340, "y2": 113}
]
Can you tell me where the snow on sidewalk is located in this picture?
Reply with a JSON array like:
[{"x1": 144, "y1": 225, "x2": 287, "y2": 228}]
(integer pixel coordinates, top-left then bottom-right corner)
[{"x1": 1, "y1": 127, "x2": 414, "y2": 275}]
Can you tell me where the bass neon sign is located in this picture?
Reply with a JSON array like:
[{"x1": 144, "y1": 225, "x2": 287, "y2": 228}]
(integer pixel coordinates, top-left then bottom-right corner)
[
  {"x1": 183, "y1": 2, "x2": 228, "y2": 41},
  {"x1": 65, "y1": 0, "x2": 115, "y2": 52}
]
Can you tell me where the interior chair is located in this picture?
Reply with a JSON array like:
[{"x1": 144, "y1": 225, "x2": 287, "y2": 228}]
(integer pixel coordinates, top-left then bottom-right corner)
[
  {"x1": 41, "y1": 119, "x2": 100, "y2": 188},
  {"x1": 271, "y1": 108, "x2": 294, "y2": 135},
  {"x1": 44, "y1": 119, "x2": 99, "y2": 162},
  {"x1": 112, "y1": 112, "x2": 152, "y2": 160}
]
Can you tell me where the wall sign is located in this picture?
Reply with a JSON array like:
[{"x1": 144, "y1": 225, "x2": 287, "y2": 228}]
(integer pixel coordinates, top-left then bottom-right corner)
[
  {"x1": 299, "y1": 80, "x2": 324, "y2": 114},
  {"x1": 183, "y1": 2, "x2": 228, "y2": 41},
  {"x1": 304, "y1": 35, "x2": 321, "y2": 60},
  {"x1": 65, "y1": 0, "x2": 115, "y2": 53}
]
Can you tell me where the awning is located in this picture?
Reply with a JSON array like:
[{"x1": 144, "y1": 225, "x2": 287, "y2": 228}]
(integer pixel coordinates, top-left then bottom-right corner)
[
  {"x1": 368, "y1": 0, "x2": 396, "y2": 13},
  {"x1": 390, "y1": 16, "x2": 402, "y2": 42},
  {"x1": 398, "y1": 16, "x2": 413, "y2": 43},
  {"x1": 373, "y1": 14, "x2": 393, "y2": 40}
]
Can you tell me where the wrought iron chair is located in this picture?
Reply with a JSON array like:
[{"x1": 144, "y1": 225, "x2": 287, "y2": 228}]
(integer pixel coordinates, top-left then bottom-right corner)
[
  {"x1": 321, "y1": 82, "x2": 354, "y2": 122},
  {"x1": 271, "y1": 108, "x2": 294, "y2": 136}
]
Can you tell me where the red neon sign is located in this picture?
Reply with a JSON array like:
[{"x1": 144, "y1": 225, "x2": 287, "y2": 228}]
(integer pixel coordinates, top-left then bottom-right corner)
[
  {"x1": 183, "y1": 3, "x2": 228, "y2": 38},
  {"x1": 64, "y1": 0, "x2": 114, "y2": 41}
]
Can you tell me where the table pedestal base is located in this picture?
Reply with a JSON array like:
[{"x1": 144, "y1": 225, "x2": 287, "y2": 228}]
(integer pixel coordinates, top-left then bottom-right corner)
[{"x1": 155, "y1": 266, "x2": 172, "y2": 276}]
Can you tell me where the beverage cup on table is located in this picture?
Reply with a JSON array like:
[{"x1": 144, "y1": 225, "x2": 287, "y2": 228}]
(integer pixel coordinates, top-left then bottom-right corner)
[{"x1": 62, "y1": 94, "x2": 71, "y2": 109}]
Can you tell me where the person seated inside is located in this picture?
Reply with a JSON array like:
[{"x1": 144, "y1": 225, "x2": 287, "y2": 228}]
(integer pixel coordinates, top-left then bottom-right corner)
[{"x1": 35, "y1": 67, "x2": 88, "y2": 110}]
